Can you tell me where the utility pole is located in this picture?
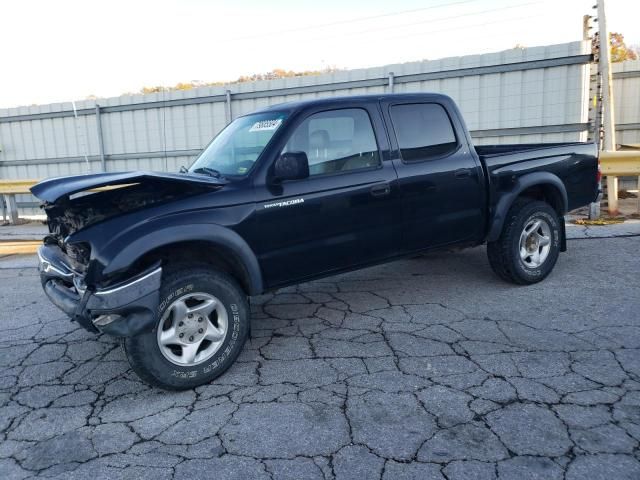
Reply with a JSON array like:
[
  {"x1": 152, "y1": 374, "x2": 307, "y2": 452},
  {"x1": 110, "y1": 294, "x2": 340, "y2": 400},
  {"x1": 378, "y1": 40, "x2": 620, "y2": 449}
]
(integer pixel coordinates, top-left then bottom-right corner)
[
  {"x1": 586, "y1": 13, "x2": 601, "y2": 219},
  {"x1": 596, "y1": 0, "x2": 618, "y2": 215}
]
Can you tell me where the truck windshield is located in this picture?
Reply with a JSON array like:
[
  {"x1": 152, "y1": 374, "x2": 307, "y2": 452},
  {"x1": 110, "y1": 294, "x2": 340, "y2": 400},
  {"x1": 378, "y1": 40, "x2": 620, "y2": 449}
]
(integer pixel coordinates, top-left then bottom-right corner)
[{"x1": 189, "y1": 112, "x2": 287, "y2": 177}]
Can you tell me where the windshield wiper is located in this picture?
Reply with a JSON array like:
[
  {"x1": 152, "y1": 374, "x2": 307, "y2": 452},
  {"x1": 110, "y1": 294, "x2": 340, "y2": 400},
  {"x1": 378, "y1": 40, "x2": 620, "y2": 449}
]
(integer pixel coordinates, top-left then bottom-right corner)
[{"x1": 192, "y1": 167, "x2": 224, "y2": 179}]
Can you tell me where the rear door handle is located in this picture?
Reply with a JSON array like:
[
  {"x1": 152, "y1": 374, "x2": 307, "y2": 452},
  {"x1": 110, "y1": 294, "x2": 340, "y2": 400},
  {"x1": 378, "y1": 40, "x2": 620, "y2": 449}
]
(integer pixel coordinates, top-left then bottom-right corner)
[
  {"x1": 454, "y1": 168, "x2": 472, "y2": 178},
  {"x1": 370, "y1": 183, "x2": 391, "y2": 197}
]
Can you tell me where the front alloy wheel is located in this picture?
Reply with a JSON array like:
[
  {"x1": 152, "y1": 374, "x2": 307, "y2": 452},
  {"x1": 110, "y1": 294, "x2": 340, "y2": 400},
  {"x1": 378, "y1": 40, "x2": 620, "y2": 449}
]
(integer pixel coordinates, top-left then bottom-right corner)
[
  {"x1": 157, "y1": 292, "x2": 228, "y2": 366},
  {"x1": 123, "y1": 266, "x2": 249, "y2": 390}
]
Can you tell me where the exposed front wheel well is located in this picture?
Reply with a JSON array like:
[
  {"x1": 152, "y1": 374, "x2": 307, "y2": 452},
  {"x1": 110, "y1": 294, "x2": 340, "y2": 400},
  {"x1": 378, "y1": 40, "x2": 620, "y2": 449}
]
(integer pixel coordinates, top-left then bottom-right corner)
[
  {"x1": 516, "y1": 184, "x2": 566, "y2": 217},
  {"x1": 132, "y1": 241, "x2": 253, "y2": 296},
  {"x1": 488, "y1": 179, "x2": 568, "y2": 244}
]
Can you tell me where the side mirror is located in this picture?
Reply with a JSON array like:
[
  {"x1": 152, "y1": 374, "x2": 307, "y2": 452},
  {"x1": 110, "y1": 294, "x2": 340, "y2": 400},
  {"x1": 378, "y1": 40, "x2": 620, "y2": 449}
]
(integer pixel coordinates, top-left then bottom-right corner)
[{"x1": 274, "y1": 152, "x2": 309, "y2": 181}]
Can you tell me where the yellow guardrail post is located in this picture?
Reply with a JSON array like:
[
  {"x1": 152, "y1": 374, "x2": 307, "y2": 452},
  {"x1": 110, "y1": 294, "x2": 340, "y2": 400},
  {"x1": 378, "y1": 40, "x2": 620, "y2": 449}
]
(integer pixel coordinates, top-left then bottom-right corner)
[
  {"x1": 607, "y1": 176, "x2": 619, "y2": 216},
  {"x1": 3, "y1": 195, "x2": 18, "y2": 224},
  {"x1": 600, "y1": 151, "x2": 640, "y2": 215}
]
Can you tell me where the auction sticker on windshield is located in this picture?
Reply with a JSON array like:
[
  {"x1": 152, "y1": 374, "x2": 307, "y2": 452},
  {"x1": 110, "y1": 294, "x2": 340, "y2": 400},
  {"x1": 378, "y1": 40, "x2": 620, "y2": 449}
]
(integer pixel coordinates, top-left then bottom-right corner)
[{"x1": 249, "y1": 119, "x2": 283, "y2": 132}]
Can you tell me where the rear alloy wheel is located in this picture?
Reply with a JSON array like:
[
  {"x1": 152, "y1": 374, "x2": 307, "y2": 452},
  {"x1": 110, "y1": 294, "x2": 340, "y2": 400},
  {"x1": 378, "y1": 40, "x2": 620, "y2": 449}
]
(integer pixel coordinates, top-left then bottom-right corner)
[
  {"x1": 123, "y1": 266, "x2": 249, "y2": 390},
  {"x1": 487, "y1": 199, "x2": 561, "y2": 285},
  {"x1": 518, "y1": 217, "x2": 552, "y2": 268}
]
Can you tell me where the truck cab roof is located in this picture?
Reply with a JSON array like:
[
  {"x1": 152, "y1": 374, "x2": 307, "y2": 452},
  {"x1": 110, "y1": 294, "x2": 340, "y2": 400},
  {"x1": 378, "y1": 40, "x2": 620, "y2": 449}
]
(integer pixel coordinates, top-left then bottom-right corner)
[{"x1": 252, "y1": 93, "x2": 454, "y2": 115}]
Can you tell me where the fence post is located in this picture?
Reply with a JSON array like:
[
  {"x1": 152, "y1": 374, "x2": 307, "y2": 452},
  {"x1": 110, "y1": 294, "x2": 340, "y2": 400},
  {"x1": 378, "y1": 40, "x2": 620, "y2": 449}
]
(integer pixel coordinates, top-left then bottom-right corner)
[
  {"x1": 95, "y1": 104, "x2": 106, "y2": 172},
  {"x1": 388, "y1": 72, "x2": 395, "y2": 93},
  {"x1": 3, "y1": 194, "x2": 18, "y2": 224},
  {"x1": 225, "y1": 90, "x2": 232, "y2": 124}
]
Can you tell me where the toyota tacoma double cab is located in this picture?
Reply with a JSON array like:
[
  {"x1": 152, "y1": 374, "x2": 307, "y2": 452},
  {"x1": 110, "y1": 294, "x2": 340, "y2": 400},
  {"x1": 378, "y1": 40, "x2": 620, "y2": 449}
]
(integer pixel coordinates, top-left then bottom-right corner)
[{"x1": 32, "y1": 93, "x2": 600, "y2": 390}]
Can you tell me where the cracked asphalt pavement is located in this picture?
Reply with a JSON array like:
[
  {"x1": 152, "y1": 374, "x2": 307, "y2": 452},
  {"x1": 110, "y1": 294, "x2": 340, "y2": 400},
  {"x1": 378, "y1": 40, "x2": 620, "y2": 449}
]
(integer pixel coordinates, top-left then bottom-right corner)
[{"x1": 1, "y1": 236, "x2": 640, "y2": 479}]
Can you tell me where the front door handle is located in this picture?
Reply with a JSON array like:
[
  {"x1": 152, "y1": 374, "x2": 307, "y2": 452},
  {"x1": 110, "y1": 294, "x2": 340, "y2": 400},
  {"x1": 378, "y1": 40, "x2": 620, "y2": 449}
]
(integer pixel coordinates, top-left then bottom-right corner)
[
  {"x1": 370, "y1": 183, "x2": 391, "y2": 197},
  {"x1": 454, "y1": 168, "x2": 472, "y2": 178}
]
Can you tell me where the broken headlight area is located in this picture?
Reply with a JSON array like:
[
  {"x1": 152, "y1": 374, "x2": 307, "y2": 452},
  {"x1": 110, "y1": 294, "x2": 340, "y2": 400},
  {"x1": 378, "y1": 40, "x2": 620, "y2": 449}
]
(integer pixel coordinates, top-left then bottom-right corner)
[
  {"x1": 40, "y1": 182, "x2": 193, "y2": 272},
  {"x1": 35, "y1": 178, "x2": 216, "y2": 337},
  {"x1": 65, "y1": 242, "x2": 91, "y2": 272},
  {"x1": 41, "y1": 182, "x2": 190, "y2": 244}
]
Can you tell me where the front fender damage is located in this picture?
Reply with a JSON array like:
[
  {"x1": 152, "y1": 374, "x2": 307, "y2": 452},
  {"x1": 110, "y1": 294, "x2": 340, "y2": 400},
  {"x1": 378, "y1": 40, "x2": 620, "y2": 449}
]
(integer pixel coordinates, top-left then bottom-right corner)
[
  {"x1": 31, "y1": 173, "x2": 226, "y2": 336},
  {"x1": 39, "y1": 244, "x2": 162, "y2": 336}
]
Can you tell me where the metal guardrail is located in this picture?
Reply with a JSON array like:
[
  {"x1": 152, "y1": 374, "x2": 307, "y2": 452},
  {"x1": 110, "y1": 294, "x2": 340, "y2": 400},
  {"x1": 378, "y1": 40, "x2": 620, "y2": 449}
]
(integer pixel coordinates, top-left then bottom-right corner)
[
  {"x1": 1, "y1": 149, "x2": 639, "y2": 223},
  {"x1": 600, "y1": 151, "x2": 640, "y2": 175},
  {"x1": 600, "y1": 150, "x2": 640, "y2": 215},
  {"x1": 0, "y1": 240, "x2": 41, "y2": 255},
  {"x1": 0, "y1": 179, "x2": 39, "y2": 195},
  {"x1": 0, "y1": 181, "x2": 123, "y2": 224}
]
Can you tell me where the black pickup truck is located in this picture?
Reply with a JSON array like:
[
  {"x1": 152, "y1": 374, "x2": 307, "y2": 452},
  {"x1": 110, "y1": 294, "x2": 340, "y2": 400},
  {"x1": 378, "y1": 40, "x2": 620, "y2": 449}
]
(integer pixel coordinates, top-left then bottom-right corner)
[{"x1": 32, "y1": 93, "x2": 599, "y2": 389}]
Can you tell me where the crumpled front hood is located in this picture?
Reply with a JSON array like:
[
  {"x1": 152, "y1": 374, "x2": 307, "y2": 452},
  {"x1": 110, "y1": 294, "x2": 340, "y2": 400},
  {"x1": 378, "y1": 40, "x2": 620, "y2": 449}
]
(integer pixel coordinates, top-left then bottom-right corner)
[{"x1": 31, "y1": 171, "x2": 226, "y2": 203}]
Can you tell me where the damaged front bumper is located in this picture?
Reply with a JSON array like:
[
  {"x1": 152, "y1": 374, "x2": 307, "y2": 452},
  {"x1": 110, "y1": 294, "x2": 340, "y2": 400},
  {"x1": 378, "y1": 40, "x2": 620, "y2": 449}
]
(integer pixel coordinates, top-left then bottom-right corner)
[{"x1": 38, "y1": 244, "x2": 161, "y2": 337}]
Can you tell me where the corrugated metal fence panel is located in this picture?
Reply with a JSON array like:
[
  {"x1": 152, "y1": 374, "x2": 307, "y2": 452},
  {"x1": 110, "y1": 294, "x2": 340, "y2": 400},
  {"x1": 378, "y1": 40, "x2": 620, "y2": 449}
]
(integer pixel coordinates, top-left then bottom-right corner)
[
  {"x1": 394, "y1": 43, "x2": 587, "y2": 129},
  {"x1": 0, "y1": 109, "x2": 98, "y2": 162},
  {"x1": 613, "y1": 60, "x2": 640, "y2": 146},
  {"x1": 0, "y1": 41, "x2": 604, "y2": 215},
  {"x1": 97, "y1": 89, "x2": 229, "y2": 158}
]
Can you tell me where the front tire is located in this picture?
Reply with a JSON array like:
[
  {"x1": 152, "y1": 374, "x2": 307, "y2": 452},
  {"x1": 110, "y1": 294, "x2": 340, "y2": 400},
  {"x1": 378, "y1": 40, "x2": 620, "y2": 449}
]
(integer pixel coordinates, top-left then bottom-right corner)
[
  {"x1": 487, "y1": 199, "x2": 561, "y2": 285},
  {"x1": 123, "y1": 266, "x2": 249, "y2": 390}
]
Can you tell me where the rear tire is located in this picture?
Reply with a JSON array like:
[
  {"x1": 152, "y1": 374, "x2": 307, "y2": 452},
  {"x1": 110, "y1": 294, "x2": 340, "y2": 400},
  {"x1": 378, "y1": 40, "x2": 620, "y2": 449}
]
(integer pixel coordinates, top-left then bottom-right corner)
[
  {"x1": 122, "y1": 266, "x2": 249, "y2": 390},
  {"x1": 487, "y1": 199, "x2": 561, "y2": 285}
]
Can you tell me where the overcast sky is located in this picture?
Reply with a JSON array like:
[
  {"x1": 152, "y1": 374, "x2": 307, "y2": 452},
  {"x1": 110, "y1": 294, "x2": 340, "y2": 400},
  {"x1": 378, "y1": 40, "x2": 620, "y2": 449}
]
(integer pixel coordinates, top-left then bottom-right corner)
[{"x1": 1, "y1": 0, "x2": 638, "y2": 109}]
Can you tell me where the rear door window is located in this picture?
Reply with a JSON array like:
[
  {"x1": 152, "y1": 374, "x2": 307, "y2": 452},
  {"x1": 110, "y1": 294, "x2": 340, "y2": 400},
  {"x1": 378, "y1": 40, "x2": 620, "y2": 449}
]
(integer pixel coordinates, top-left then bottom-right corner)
[{"x1": 389, "y1": 103, "x2": 458, "y2": 162}]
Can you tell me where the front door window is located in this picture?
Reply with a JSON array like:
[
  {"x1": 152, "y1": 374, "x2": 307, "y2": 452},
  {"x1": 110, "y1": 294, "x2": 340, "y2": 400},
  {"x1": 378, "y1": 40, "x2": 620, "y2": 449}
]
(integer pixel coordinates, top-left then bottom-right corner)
[{"x1": 282, "y1": 108, "x2": 380, "y2": 176}]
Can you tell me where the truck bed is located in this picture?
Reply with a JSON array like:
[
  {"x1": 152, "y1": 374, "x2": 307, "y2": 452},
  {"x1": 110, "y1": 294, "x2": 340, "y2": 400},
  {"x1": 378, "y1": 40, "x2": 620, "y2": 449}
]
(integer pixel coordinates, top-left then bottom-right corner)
[
  {"x1": 475, "y1": 141, "x2": 599, "y2": 215},
  {"x1": 474, "y1": 142, "x2": 591, "y2": 158}
]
